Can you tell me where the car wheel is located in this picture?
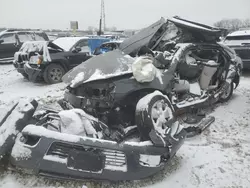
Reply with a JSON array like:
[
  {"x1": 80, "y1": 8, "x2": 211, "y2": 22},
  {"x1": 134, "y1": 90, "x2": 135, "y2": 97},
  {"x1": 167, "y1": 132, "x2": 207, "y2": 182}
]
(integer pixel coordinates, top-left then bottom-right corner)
[
  {"x1": 220, "y1": 82, "x2": 234, "y2": 103},
  {"x1": 135, "y1": 93, "x2": 176, "y2": 141},
  {"x1": 43, "y1": 63, "x2": 65, "y2": 84}
]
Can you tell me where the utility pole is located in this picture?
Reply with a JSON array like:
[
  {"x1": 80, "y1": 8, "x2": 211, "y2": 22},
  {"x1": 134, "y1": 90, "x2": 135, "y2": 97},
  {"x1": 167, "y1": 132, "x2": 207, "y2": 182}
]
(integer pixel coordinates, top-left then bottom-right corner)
[{"x1": 98, "y1": 0, "x2": 106, "y2": 36}]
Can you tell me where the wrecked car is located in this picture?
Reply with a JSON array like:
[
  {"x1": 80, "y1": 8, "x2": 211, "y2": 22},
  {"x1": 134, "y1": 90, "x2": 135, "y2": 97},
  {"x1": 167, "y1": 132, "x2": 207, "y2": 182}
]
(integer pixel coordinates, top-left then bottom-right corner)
[
  {"x1": 13, "y1": 37, "x2": 110, "y2": 84},
  {"x1": 61, "y1": 16, "x2": 242, "y2": 140}
]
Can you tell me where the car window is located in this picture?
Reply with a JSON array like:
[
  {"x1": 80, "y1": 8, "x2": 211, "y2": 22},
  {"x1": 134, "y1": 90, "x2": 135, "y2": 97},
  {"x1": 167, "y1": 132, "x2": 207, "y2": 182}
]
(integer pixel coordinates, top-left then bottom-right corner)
[
  {"x1": 0, "y1": 33, "x2": 16, "y2": 44},
  {"x1": 17, "y1": 33, "x2": 34, "y2": 43},
  {"x1": 225, "y1": 35, "x2": 250, "y2": 41},
  {"x1": 33, "y1": 33, "x2": 46, "y2": 41},
  {"x1": 75, "y1": 39, "x2": 90, "y2": 52}
]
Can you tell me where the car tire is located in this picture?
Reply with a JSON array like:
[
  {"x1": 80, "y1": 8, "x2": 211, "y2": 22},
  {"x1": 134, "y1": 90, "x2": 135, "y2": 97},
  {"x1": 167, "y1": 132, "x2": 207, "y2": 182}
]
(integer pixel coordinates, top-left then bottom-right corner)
[
  {"x1": 135, "y1": 93, "x2": 176, "y2": 141},
  {"x1": 43, "y1": 63, "x2": 65, "y2": 84},
  {"x1": 220, "y1": 82, "x2": 234, "y2": 103},
  {"x1": 21, "y1": 73, "x2": 29, "y2": 79}
]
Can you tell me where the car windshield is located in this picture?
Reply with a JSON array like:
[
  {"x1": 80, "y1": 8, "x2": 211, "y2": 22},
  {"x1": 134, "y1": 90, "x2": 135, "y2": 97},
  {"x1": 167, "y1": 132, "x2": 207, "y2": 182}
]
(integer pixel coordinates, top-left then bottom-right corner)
[{"x1": 225, "y1": 35, "x2": 250, "y2": 41}]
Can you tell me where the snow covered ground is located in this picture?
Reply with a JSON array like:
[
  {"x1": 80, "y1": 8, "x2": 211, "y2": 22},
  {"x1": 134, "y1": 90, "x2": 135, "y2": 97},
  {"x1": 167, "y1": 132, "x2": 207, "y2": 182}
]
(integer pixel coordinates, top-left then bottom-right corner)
[{"x1": 0, "y1": 64, "x2": 250, "y2": 188}]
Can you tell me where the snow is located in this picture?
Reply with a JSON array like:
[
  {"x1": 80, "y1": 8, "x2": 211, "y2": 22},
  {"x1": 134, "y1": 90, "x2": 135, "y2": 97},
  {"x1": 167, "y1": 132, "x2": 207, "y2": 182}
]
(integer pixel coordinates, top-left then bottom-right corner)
[
  {"x1": 43, "y1": 155, "x2": 67, "y2": 164},
  {"x1": 18, "y1": 41, "x2": 51, "y2": 62},
  {"x1": 22, "y1": 124, "x2": 116, "y2": 145},
  {"x1": 139, "y1": 154, "x2": 161, "y2": 167},
  {"x1": 227, "y1": 30, "x2": 250, "y2": 37},
  {"x1": 70, "y1": 72, "x2": 85, "y2": 88},
  {"x1": 11, "y1": 135, "x2": 32, "y2": 160},
  {"x1": 169, "y1": 17, "x2": 220, "y2": 32},
  {"x1": 1, "y1": 64, "x2": 250, "y2": 188},
  {"x1": 136, "y1": 90, "x2": 173, "y2": 112},
  {"x1": 0, "y1": 100, "x2": 34, "y2": 148},
  {"x1": 52, "y1": 37, "x2": 89, "y2": 51},
  {"x1": 83, "y1": 69, "x2": 132, "y2": 84},
  {"x1": 0, "y1": 65, "x2": 65, "y2": 105}
]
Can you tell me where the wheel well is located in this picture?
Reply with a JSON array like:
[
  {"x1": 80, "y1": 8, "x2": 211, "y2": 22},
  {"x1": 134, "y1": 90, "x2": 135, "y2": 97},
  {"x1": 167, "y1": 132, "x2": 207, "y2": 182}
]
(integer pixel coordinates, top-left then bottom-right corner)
[
  {"x1": 50, "y1": 61, "x2": 69, "y2": 72},
  {"x1": 120, "y1": 88, "x2": 165, "y2": 106}
]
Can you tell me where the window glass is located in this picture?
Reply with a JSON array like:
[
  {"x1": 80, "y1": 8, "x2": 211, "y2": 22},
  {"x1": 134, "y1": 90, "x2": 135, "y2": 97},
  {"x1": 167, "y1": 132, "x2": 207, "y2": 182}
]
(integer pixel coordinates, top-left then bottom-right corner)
[
  {"x1": 75, "y1": 40, "x2": 90, "y2": 52},
  {"x1": 33, "y1": 33, "x2": 46, "y2": 41},
  {"x1": 18, "y1": 33, "x2": 34, "y2": 42},
  {"x1": 0, "y1": 34, "x2": 16, "y2": 44}
]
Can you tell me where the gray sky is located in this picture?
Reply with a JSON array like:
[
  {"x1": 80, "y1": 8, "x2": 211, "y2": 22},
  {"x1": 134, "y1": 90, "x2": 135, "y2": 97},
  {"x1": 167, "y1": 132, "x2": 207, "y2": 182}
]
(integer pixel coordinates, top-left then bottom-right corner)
[{"x1": 0, "y1": 0, "x2": 249, "y2": 30}]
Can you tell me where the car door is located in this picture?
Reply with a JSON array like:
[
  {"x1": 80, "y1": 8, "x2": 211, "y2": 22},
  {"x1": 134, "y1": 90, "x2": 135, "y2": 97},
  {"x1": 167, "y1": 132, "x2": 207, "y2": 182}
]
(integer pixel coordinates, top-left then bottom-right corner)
[
  {"x1": 67, "y1": 39, "x2": 92, "y2": 68},
  {"x1": 0, "y1": 33, "x2": 19, "y2": 61}
]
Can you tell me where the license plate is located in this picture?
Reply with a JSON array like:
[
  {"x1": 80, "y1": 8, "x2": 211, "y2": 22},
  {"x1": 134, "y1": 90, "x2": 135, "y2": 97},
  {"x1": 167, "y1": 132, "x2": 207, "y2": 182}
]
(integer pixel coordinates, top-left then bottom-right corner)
[{"x1": 67, "y1": 149, "x2": 104, "y2": 172}]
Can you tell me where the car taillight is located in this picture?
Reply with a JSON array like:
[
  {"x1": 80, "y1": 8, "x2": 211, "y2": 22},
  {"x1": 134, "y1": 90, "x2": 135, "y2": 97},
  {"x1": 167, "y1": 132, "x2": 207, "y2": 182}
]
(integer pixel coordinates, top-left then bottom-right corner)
[{"x1": 37, "y1": 56, "x2": 43, "y2": 65}]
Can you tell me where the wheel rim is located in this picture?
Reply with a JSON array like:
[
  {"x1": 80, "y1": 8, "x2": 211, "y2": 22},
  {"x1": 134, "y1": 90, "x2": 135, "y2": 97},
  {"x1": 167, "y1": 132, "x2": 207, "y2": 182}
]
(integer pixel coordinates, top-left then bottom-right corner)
[
  {"x1": 151, "y1": 99, "x2": 173, "y2": 135},
  {"x1": 221, "y1": 83, "x2": 232, "y2": 99},
  {"x1": 49, "y1": 68, "x2": 63, "y2": 81}
]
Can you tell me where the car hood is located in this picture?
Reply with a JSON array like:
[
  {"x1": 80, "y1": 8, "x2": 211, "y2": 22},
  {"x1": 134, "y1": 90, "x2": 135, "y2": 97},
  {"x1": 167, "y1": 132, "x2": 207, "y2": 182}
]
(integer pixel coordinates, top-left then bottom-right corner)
[{"x1": 62, "y1": 49, "x2": 135, "y2": 88}]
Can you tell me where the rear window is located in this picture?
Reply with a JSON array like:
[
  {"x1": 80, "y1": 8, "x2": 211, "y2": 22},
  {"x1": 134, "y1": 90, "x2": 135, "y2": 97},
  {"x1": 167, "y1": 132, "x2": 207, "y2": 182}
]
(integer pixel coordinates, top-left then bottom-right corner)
[{"x1": 225, "y1": 35, "x2": 250, "y2": 40}]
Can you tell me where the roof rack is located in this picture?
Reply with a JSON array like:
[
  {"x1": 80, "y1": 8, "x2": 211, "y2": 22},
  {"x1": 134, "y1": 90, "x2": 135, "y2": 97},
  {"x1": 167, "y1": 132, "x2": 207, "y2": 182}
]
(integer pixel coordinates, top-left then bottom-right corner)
[{"x1": 6, "y1": 28, "x2": 42, "y2": 32}]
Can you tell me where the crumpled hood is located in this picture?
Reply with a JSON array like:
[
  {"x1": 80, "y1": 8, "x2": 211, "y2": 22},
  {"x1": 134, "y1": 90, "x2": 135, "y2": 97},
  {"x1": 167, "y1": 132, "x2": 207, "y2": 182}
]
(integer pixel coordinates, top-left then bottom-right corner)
[{"x1": 62, "y1": 49, "x2": 135, "y2": 88}]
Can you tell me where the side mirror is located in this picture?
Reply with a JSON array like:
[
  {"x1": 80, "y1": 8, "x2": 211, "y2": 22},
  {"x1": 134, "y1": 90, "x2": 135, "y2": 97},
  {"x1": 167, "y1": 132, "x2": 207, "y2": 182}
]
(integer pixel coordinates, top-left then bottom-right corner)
[
  {"x1": 72, "y1": 47, "x2": 81, "y2": 53},
  {"x1": 0, "y1": 39, "x2": 4, "y2": 44}
]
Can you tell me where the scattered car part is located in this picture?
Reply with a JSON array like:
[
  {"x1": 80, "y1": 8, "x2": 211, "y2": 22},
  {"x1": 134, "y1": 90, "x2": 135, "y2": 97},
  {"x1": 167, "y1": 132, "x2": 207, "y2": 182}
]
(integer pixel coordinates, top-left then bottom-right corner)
[
  {"x1": 0, "y1": 99, "x2": 37, "y2": 159},
  {"x1": 184, "y1": 116, "x2": 215, "y2": 138},
  {"x1": 4, "y1": 100, "x2": 187, "y2": 181}
]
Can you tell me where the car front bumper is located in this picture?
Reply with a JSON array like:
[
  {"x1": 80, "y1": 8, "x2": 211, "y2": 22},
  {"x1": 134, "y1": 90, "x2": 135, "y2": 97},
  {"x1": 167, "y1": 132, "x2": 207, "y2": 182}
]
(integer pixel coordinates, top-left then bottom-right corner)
[
  {"x1": 10, "y1": 124, "x2": 186, "y2": 181},
  {"x1": 13, "y1": 61, "x2": 42, "y2": 81}
]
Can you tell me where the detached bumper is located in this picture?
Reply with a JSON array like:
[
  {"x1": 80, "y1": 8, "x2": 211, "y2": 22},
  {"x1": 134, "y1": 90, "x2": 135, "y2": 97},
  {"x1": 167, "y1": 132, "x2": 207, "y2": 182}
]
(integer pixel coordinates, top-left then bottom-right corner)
[{"x1": 10, "y1": 124, "x2": 185, "y2": 181}]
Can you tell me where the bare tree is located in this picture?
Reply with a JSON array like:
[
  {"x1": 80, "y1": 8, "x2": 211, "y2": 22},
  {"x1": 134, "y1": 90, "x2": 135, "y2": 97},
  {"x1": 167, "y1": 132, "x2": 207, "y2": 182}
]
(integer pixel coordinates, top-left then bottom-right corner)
[{"x1": 214, "y1": 18, "x2": 250, "y2": 32}]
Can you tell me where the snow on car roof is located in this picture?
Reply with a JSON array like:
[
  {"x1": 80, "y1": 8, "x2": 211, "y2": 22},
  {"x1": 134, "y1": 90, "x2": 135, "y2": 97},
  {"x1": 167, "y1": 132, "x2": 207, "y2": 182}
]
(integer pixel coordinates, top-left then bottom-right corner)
[
  {"x1": 52, "y1": 37, "x2": 89, "y2": 51},
  {"x1": 169, "y1": 17, "x2": 221, "y2": 32},
  {"x1": 227, "y1": 30, "x2": 250, "y2": 37}
]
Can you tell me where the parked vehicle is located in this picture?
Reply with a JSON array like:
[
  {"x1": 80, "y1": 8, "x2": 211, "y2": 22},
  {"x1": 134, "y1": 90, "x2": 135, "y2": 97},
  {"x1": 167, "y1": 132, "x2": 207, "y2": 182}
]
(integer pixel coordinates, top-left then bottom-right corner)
[
  {"x1": 223, "y1": 29, "x2": 250, "y2": 69},
  {"x1": 61, "y1": 16, "x2": 242, "y2": 141},
  {"x1": 93, "y1": 40, "x2": 123, "y2": 55},
  {"x1": 13, "y1": 37, "x2": 110, "y2": 84},
  {"x1": 0, "y1": 29, "x2": 49, "y2": 64}
]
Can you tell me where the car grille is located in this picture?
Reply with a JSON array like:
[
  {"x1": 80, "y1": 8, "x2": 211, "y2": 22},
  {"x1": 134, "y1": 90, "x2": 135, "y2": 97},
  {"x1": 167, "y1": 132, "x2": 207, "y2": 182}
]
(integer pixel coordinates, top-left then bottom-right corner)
[
  {"x1": 18, "y1": 53, "x2": 29, "y2": 62},
  {"x1": 103, "y1": 149, "x2": 127, "y2": 172},
  {"x1": 46, "y1": 142, "x2": 127, "y2": 171}
]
